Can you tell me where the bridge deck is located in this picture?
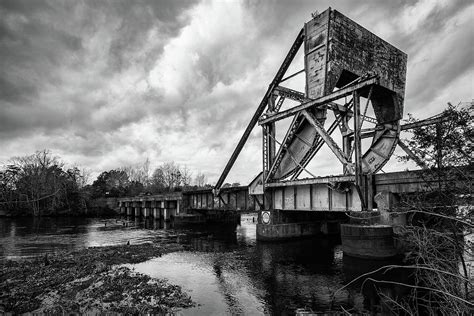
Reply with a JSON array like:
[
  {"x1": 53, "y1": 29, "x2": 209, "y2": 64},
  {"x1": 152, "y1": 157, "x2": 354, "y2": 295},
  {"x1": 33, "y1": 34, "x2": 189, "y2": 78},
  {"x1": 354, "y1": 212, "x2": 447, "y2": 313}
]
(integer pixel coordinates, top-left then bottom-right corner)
[{"x1": 117, "y1": 168, "x2": 472, "y2": 214}]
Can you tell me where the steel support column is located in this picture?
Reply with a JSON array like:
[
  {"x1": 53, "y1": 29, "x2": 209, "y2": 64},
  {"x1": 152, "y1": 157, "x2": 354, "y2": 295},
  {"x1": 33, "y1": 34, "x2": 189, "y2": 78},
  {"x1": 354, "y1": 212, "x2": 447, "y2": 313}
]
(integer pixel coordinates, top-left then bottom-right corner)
[{"x1": 353, "y1": 91, "x2": 367, "y2": 210}]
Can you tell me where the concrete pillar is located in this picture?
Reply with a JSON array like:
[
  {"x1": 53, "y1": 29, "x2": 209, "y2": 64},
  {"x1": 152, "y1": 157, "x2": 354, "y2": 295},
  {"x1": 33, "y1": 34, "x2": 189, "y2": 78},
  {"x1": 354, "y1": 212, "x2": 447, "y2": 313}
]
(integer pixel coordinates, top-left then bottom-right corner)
[
  {"x1": 143, "y1": 208, "x2": 150, "y2": 218},
  {"x1": 153, "y1": 208, "x2": 160, "y2": 219},
  {"x1": 338, "y1": 191, "x2": 404, "y2": 259},
  {"x1": 341, "y1": 224, "x2": 397, "y2": 259},
  {"x1": 163, "y1": 208, "x2": 170, "y2": 221},
  {"x1": 134, "y1": 206, "x2": 140, "y2": 217},
  {"x1": 176, "y1": 200, "x2": 180, "y2": 215},
  {"x1": 127, "y1": 204, "x2": 133, "y2": 216}
]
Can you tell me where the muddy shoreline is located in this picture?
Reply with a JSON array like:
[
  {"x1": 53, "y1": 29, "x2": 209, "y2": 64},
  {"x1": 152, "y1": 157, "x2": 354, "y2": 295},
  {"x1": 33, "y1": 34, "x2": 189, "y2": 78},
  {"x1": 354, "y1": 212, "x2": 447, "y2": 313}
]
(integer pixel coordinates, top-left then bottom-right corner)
[{"x1": 0, "y1": 242, "x2": 195, "y2": 313}]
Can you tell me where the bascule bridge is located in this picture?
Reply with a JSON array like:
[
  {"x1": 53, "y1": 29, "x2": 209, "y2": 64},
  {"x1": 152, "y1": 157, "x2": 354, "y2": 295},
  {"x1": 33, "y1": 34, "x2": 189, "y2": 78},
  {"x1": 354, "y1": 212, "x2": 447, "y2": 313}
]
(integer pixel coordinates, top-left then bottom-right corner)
[
  {"x1": 215, "y1": 8, "x2": 408, "y2": 242},
  {"x1": 118, "y1": 8, "x2": 471, "y2": 258}
]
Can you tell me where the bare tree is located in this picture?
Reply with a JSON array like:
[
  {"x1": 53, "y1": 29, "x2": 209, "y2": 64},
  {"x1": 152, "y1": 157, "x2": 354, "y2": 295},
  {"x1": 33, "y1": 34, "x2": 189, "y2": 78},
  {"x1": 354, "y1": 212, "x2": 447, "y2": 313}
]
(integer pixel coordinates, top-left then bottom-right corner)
[
  {"x1": 149, "y1": 162, "x2": 193, "y2": 192},
  {"x1": 333, "y1": 103, "x2": 473, "y2": 314},
  {"x1": 181, "y1": 165, "x2": 192, "y2": 187},
  {"x1": 1, "y1": 150, "x2": 89, "y2": 216},
  {"x1": 194, "y1": 172, "x2": 207, "y2": 187}
]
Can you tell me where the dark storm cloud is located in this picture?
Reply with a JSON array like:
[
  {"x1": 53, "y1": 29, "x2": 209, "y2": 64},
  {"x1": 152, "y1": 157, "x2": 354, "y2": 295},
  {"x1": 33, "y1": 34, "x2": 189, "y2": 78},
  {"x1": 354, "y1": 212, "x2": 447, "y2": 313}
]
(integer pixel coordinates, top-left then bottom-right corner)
[
  {"x1": 0, "y1": 76, "x2": 37, "y2": 103},
  {"x1": 96, "y1": 0, "x2": 198, "y2": 71},
  {"x1": 0, "y1": 0, "x2": 197, "y2": 140},
  {"x1": 0, "y1": 0, "x2": 471, "y2": 183}
]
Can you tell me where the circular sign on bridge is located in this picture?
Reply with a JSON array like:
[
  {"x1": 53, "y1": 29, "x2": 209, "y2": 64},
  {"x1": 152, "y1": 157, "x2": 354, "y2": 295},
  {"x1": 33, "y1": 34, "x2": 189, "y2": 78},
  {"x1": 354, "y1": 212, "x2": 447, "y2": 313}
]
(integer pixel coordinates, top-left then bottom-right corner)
[{"x1": 261, "y1": 211, "x2": 271, "y2": 224}]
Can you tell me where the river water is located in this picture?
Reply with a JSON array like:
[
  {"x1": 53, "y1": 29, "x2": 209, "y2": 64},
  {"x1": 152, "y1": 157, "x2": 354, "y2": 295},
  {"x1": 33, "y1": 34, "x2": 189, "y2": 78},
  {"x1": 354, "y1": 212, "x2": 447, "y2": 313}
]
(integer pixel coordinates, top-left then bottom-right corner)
[{"x1": 0, "y1": 214, "x2": 406, "y2": 314}]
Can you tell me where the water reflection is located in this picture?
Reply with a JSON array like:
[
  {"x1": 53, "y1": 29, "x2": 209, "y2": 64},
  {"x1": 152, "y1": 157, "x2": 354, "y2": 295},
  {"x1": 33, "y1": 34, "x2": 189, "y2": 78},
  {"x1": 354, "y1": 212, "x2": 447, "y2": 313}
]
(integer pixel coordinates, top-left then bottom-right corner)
[
  {"x1": 128, "y1": 216, "x2": 357, "y2": 314},
  {"x1": 342, "y1": 256, "x2": 413, "y2": 314},
  {"x1": 0, "y1": 216, "x2": 178, "y2": 259},
  {"x1": 0, "y1": 214, "x2": 407, "y2": 314}
]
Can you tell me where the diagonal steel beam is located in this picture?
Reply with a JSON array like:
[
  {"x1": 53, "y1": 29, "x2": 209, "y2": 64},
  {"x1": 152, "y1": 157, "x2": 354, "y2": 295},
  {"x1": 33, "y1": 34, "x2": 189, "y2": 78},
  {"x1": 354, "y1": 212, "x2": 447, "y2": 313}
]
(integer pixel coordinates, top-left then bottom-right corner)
[
  {"x1": 274, "y1": 96, "x2": 285, "y2": 112},
  {"x1": 259, "y1": 76, "x2": 378, "y2": 125},
  {"x1": 214, "y1": 28, "x2": 305, "y2": 194},
  {"x1": 291, "y1": 112, "x2": 345, "y2": 180},
  {"x1": 397, "y1": 140, "x2": 428, "y2": 169},
  {"x1": 291, "y1": 100, "x2": 355, "y2": 180},
  {"x1": 302, "y1": 110, "x2": 354, "y2": 173},
  {"x1": 265, "y1": 113, "x2": 303, "y2": 182},
  {"x1": 266, "y1": 86, "x2": 349, "y2": 181}
]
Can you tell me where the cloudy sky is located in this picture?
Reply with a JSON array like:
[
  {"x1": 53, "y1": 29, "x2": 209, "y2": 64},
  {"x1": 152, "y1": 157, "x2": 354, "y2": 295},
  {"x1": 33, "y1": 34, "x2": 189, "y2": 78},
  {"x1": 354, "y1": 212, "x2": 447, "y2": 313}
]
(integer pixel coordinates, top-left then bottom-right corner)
[{"x1": 0, "y1": 0, "x2": 472, "y2": 184}]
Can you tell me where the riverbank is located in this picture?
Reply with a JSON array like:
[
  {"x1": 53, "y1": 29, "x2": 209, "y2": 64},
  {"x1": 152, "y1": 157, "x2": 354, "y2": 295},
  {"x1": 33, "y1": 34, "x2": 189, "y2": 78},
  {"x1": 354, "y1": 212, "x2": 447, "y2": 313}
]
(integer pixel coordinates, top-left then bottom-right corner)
[{"x1": 0, "y1": 242, "x2": 195, "y2": 313}]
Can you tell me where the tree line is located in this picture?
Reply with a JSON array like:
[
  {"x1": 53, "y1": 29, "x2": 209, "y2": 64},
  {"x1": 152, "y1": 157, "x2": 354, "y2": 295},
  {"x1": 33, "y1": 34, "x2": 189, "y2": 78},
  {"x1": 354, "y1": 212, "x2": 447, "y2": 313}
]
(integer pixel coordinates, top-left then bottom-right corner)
[
  {"x1": 90, "y1": 160, "x2": 212, "y2": 198},
  {"x1": 0, "y1": 152, "x2": 211, "y2": 216}
]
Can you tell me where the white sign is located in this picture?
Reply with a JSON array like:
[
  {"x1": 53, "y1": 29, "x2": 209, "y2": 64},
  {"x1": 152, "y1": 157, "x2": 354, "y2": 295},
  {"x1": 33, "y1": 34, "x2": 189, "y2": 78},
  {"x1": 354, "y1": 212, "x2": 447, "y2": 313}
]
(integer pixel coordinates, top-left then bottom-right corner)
[{"x1": 262, "y1": 211, "x2": 271, "y2": 224}]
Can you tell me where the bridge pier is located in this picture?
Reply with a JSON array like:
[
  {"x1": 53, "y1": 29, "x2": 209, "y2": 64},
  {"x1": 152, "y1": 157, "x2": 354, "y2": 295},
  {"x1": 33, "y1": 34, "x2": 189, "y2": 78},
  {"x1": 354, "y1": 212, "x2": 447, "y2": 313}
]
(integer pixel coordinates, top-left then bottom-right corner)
[
  {"x1": 126, "y1": 202, "x2": 133, "y2": 216},
  {"x1": 152, "y1": 201, "x2": 160, "y2": 219},
  {"x1": 117, "y1": 193, "x2": 183, "y2": 221},
  {"x1": 256, "y1": 210, "x2": 346, "y2": 241},
  {"x1": 119, "y1": 202, "x2": 126, "y2": 215},
  {"x1": 163, "y1": 207, "x2": 170, "y2": 221},
  {"x1": 134, "y1": 202, "x2": 141, "y2": 217},
  {"x1": 340, "y1": 191, "x2": 404, "y2": 259}
]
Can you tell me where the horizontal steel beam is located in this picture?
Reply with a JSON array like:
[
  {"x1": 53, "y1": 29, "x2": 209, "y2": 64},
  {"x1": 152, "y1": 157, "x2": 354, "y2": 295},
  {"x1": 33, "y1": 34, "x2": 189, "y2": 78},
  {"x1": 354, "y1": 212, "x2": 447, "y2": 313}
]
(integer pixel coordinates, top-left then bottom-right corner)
[
  {"x1": 266, "y1": 175, "x2": 355, "y2": 187},
  {"x1": 401, "y1": 114, "x2": 449, "y2": 130},
  {"x1": 259, "y1": 76, "x2": 378, "y2": 125},
  {"x1": 351, "y1": 114, "x2": 450, "y2": 140},
  {"x1": 274, "y1": 86, "x2": 352, "y2": 113}
]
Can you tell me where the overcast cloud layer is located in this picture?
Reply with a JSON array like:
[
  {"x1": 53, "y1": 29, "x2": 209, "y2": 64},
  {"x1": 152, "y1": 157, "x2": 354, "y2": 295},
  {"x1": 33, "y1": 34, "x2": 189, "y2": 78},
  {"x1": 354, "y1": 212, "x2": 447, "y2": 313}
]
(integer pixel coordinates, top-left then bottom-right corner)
[{"x1": 0, "y1": 0, "x2": 472, "y2": 184}]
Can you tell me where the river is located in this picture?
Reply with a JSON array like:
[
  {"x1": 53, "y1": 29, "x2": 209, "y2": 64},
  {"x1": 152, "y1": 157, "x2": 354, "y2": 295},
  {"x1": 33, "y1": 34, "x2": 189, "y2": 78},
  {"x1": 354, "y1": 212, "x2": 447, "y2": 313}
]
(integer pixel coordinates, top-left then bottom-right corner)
[{"x1": 0, "y1": 214, "x2": 407, "y2": 314}]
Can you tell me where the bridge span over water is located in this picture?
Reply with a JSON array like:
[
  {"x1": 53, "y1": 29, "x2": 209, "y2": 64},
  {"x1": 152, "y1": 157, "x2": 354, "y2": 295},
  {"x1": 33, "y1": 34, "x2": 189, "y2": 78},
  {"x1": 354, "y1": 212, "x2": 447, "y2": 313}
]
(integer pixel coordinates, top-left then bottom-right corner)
[
  {"x1": 120, "y1": 8, "x2": 471, "y2": 258},
  {"x1": 118, "y1": 167, "x2": 466, "y2": 220}
]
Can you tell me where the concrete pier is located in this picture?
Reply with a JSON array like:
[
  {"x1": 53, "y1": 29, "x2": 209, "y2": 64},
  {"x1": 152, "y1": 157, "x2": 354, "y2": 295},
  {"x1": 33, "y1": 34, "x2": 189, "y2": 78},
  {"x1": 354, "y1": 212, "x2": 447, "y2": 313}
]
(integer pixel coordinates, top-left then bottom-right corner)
[
  {"x1": 341, "y1": 224, "x2": 397, "y2": 259},
  {"x1": 256, "y1": 210, "x2": 345, "y2": 241},
  {"x1": 340, "y1": 191, "x2": 403, "y2": 259},
  {"x1": 163, "y1": 208, "x2": 170, "y2": 221}
]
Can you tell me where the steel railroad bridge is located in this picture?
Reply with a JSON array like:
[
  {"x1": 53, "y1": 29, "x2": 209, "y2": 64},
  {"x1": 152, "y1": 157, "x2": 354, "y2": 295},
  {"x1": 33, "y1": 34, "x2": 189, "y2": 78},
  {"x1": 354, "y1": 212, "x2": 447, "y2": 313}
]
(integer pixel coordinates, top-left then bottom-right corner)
[{"x1": 118, "y1": 8, "x2": 472, "y2": 257}]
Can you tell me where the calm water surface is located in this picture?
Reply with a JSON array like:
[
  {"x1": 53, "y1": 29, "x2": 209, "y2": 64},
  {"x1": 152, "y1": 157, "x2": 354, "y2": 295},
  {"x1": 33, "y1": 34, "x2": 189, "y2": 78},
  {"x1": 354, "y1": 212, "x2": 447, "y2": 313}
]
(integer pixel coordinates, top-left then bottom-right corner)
[{"x1": 0, "y1": 214, "x2": 404, "y2": 314}]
